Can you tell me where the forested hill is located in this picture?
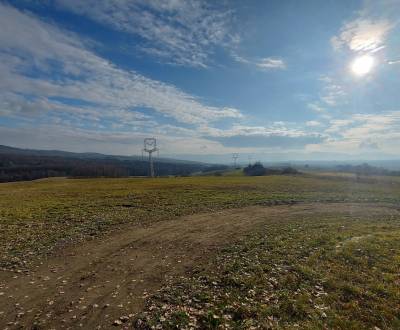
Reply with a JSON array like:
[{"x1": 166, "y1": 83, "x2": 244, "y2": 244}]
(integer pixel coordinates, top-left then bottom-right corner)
[{"x1": 0, "y1": 145, "x2": 226, "y2": 182}]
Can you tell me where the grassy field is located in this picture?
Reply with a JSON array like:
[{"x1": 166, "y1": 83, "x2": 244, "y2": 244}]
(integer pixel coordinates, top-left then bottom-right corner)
[
  {"x1": 1, "y1": 173, "x2": 400, "y2": 270},
  {"x1": 1, "y1": 173, "x2": 400, "y2": 328},
  {"x1": 136, "y1": 205, "x2": 400, "y2": 329}
]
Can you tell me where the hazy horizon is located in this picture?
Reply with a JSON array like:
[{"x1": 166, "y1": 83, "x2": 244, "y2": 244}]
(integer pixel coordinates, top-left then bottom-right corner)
[{"x1": 4, "y1": 143, "x2": 400, "y2": 167}]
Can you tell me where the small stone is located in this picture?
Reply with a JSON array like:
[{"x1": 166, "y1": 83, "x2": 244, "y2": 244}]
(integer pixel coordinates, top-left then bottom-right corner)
[
  {"x1": 119, "y1": 316, "x2": 129, "y2": 322},
  {"x1": 113, "y1": 319, "x2": 122, "y2": 326}
]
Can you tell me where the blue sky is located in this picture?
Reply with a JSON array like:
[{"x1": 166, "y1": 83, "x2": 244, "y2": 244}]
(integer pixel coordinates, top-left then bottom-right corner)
[{"x1": 0, "y1": 0, "x2": 399, "y2": 162}]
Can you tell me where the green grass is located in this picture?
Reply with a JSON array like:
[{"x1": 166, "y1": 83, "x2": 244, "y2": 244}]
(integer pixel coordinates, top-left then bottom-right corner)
[
  {"x1": 1, "y1": 174, "x2": 400, "y2": 270},
  {"x1": 135, "y1": 209, "x2": 400, "y2": 329},
  {"x1": 2, "y1": 173, "x2": 400, "y2": 328}
]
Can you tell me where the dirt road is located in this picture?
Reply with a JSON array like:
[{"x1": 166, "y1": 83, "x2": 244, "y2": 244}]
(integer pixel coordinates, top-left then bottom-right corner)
[{"x1": 0, "y1": 203, "x2": 393, "y2": 329}]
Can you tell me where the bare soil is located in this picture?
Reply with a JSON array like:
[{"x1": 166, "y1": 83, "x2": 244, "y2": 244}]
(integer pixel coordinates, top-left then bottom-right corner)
[{"x1": 0, "y1": 203, "x2": 393, "y2": 329}]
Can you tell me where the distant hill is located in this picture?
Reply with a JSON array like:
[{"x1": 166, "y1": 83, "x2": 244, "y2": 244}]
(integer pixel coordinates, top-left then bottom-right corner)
[
  {"x1": 0, "y1": 145, "x2": 205, "y2": 164},
  {"x1": 0, "y1": 145, "x2": 227, "y2": 182}
]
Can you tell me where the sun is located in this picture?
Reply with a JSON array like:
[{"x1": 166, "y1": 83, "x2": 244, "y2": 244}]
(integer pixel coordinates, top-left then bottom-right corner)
[{"x1": 351, "y1": 55, "x2": 374, "y2": 76}]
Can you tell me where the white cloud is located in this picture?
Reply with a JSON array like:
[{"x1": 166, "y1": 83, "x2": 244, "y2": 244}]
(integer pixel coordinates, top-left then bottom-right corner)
[
  {"x1": 199, "y1": 123, "x2": 311, "y2": 139},
  {"x1": 305, "y1": 80, "x2": 346, "y2": 114},
  {"x1": 307, "y1": 103, "x2": 325, "y2": 113},
  {"x1": 315, "y1": 75, "x2": 347, "y2": 108},
  {"x1": 0, "y1": 123, "x2": 230, "y2": 155},
  {"x1": 305, "y1": 121, "x2": 321, "y2": 127},
  {"x1": 54, "y1": 0, "x2": 238, "y2": 68},
  {"x1": 232, "y1": 54, "x2": 286, "y2": 71},
  {"x1": 341, "y1": 113, "x2": 400, "y2": 139},
  {"x1": 308, "y1": 112, "x2": 400, "y2": 155},
  {"x1": 325, "y1": 119, "x2": 353, "y2": 134},
  {"x1": 197, "y1": 123, "x2": 324, "y2": 149},
  {"x1": 256, "y1": 57, "x2": 286, "y2": 70},
  {"x1": 231, "y1": 53, "x2": 250, "y2": 64},
  {"x1": 2, "y1": 122, "x2": 321, "y2": 156},
  {"x1": 320, "y1": 83, "x2": 346, "y2": 106},
  {"x1": 331, "y1": 18, "x2": 394, "y2": 53},
  {"x1": 0, "y1": 3, "x2": 322, "y2": 156},
  {"x1": 0, "y1": 3, "x2": 242, "y2": 129}
]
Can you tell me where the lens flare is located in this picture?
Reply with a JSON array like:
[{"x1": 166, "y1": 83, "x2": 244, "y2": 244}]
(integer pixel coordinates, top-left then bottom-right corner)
[{"x1": 351, "y1": 55, "x2": 374, "y2": 76}]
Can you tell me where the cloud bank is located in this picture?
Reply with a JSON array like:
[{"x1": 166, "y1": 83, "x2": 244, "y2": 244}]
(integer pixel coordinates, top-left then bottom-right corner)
[{"x1": 54, "y1": 0, "x2": 238, "y2": 68}]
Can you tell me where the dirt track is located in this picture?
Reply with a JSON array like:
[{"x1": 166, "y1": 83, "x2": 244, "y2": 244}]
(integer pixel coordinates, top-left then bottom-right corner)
[{"x1": 0, "y1": 203, "x2": 394, "y2": 329}]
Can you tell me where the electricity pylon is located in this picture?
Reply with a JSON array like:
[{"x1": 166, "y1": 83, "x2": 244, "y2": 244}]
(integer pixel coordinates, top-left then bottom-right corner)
[
  {"x1": 232, "y1": 153, "x2": 239, "y2": 168},
  {"x1": 143, "y1": 138, "x2": 158, "y2": 177}
]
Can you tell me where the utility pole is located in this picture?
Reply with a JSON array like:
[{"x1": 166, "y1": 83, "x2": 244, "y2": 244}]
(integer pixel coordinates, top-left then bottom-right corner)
[
  {"x1": 143, "y1": 138, "x2": 158, "y2": 178},
  {"x1": 232, "y1": 153, "x2": 239, "y2": 168}
]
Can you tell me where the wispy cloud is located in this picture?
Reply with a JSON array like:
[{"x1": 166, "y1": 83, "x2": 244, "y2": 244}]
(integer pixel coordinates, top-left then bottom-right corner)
[
  {"x1": 0, "y1": 123, "x2": 232, "y2": 155},
  {"x1": 307, "y1": 103, "x2": 326, "y2": 113},
  {"x1": 0, "y1": 3, "x2": 318, "y2": 156},
  {"x1": 256, "y1": 57, "x2": 286, "y2": 70},
  {"x1": 308, "y1": 112, "x2": 400, "y2": 155},
  {"x1": 320, "y1": 82, "x2": 346, "y2": 107},
  {"x1": 0, "y1": 2, "x2": 242, "y2": 131},
  {"x1": 199, "y1": 123, "x2": 323, "y2": 149},
  {"x1": 232, "y1": 54, "x2": 286, "y2": 71},
  {"x1": 331, "y1": 18, "x2": 394, "y2": 53},
  {"x1": 54, "y1": 0, "x2": 238, "y2": 68},
  {"x1": 308, "y1": 76, "x2": 347, "y2": 109},
  {"x1": 306, "y1": 121, "x2": 321, "y2": 127}
]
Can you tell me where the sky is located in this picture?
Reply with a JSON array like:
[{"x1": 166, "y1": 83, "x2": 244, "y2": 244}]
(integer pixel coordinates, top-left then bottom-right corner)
[{"x1": 0, "y1": 0, "x2": 399, "y2": 163}]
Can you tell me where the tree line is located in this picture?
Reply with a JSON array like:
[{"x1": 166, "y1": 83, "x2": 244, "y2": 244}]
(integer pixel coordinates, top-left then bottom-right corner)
[
  {"x1": 243, "y1": 162, "x2": 299, "y2": 176},
  {"x1": 0, "y1": 154, "x2": 209, "y2": 182}
]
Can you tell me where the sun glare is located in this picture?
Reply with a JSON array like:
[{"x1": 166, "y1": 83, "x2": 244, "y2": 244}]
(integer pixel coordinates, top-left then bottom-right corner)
[{"x1": 351, "y1": 55, "x2": 374, "y2": 76}]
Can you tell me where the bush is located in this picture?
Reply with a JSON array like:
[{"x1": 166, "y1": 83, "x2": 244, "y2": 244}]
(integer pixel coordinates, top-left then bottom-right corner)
[
  {"x1": 243, "y1": 162, "x2": 266, "y2": 176},
  {"x1": 244, "y1": 164, "x2": 300, "y2": 177}
]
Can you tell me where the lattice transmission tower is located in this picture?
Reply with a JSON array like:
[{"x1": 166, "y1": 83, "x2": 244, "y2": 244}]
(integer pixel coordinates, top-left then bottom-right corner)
[
  {"x1": 232, "y1": 153, "x2": 239, "y2": 168},
  {"x1": 142, "y1": 138, "x2": 158, "y2": 178}
]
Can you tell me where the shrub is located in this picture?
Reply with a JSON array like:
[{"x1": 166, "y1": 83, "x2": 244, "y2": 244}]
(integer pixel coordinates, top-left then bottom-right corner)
[{"x1": 243, "y1": 162, "x2": 266, "y2": 176}]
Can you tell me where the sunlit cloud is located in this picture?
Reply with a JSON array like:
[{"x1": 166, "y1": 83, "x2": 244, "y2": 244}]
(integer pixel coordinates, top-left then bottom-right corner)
[
  {"x1": 308, "y1": 112, "x2": 400, "y2": 155},
  {"x1": 331, "y1": 18, "x2": 394, "y2": 53}
]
